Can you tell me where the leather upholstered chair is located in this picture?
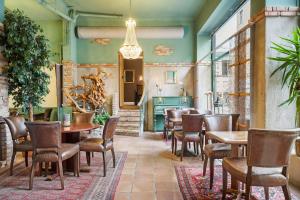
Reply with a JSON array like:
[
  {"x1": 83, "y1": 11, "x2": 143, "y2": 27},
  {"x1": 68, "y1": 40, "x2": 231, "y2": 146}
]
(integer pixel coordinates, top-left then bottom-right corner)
[
  {"x1": 203, "y1": 114, "x2": 236, "y2": 189},
  {"x1": 79, "y1": 116, "x2": 119, "y2": 177},
  {"x1": 25, "y1": 121, "x2": 80, "y2": 190},
  {"x1": 163, "y1": 108, "x2": 176, "y2": 141},
  {"x1": 4, "y1": 116, "x2": 32, "y2": 176},
  {"x1": 169, "y1": 110, "x2": 190, "y2": 152},
  {"x1": 73, "y1": 112, "x2": 95, "y2": 140},
  {"x1": 174, "y1": 114, "x2": 204, "y2": 161},
  {"x1": 222, "y1": 129, "x2": 299, "y2": 200}
]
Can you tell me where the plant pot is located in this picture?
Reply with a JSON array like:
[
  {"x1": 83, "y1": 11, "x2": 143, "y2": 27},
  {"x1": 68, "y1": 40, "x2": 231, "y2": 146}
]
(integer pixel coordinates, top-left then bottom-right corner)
[{"x1": 296, "y1": 139, "x2": 300, "y2": 157}]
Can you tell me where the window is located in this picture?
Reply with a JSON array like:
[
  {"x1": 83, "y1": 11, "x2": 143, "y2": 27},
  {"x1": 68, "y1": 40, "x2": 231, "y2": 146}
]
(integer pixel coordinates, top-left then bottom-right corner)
[{"x1": 212, "y1": 0, "x2": 251, "y2": 126}]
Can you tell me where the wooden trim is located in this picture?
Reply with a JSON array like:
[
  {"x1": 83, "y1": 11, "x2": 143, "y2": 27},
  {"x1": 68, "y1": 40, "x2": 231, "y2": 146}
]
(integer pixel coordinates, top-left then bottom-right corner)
[
  {"x1": 229, "y1": 59, "x2": 250, "y2": 67},
  {"x1": 228, "y1": 92, "x2": 250, "y2": 97},
  {"x1": 77, "y1": 62, "x2": 195, "y2": 69}
]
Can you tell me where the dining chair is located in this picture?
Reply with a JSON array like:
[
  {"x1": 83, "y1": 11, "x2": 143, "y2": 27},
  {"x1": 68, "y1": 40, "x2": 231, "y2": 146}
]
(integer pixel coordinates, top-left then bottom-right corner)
[
  {"x1": 73, "y1": 112, "x2": 95, "y2": 139},
  {"x1": 203, "y1": 114, "x2": 235, "y2": 189},
  {"x1": 174, "y1": 114, "x2": 204, "y2": 161},
  {"x1": 79, "y1": 116, "x2": 119, "y2": 177},
  {"x1": 4, "y1": 116, "x2": 32, "y2": 176},
  {"x1": 25, "y1": 121, "x2": 80, "y2": 190},
  {"x1": 169, "y1": 110, "x2": 190, "y2": 152},
  {"x1": 163, "y1": 108, "x2": 176, "y2": 141},
  {"x1": 222, "y1": 129, "x2": 299, "y2": 200}
]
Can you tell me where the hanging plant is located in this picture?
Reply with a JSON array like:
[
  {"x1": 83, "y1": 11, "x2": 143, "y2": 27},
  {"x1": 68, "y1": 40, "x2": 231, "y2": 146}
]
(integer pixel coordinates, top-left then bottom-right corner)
[
  {"x1": 269, "y1": 27, "x2": 300, "y2": 125},
  {"x1": 0, "y1": 9, "x2": 52, "y2": 121}
]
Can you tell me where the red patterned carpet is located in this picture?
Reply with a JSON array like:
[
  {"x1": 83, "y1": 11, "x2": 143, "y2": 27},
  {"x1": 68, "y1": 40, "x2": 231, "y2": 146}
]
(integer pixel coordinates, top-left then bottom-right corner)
[
  {"x1": 0, "y1": 152, "x2": 127, "y2": 200},
  {"x1": 175, "y1": 164, "x2": 297, "y2": 200}
]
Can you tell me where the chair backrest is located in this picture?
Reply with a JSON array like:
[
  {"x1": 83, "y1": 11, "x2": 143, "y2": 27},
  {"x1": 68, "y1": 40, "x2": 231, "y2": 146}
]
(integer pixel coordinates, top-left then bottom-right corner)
[
  {"x1": 164, "y1": 108, "x2": 176, "y2": 115},
  {"x1": 182, "y1": 114, "x2": 204, "y2": 133},
  {"x1": 73, "y1": 112, "x2": 95, "y2": 124},
  {"x1": 169, "y1": 109, "x2": 190, "y2": 119},
  {"x1": 247, "y1": 129, "x2": 299, "y2": 167},
  {"x1": 189, "y1": 109, "x2": 200, "y2": 114},
  {"x1": 231, "y1": 114, "x2": 240, "y2": 131},
  {"x1": 204, "y1": 114, "x2": 232, "y2": 131},
  {"x1": 102, "y1": 116, "x2": 119, "y2": 142},
  {"x1": 4, "y1": 116, "x2": 27, "y2": 140},
  {"x1": 25, "y1": 121, "x2": 61, "y2": 152}
]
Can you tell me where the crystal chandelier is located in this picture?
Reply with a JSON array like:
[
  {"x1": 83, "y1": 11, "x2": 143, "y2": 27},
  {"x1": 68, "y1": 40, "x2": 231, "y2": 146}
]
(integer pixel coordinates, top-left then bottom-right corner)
[{"x1": 119, "y1": 1, "x2": 142, "y2": 59}]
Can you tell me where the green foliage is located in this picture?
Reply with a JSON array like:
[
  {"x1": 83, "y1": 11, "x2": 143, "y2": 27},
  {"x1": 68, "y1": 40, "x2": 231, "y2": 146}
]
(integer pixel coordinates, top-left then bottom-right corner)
[
  {"x1": 269, "y1": 27, "x2": 300, "y2": 122},
  {"x1": 93, "y1": 111, "x2": 110, "y2": 125},
  {"x1": 0, "y1": 9, "x2": 52, "y2": 113}
]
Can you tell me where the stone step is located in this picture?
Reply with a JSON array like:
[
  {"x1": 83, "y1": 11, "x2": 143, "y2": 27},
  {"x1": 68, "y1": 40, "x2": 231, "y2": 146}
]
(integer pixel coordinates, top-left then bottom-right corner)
[
  {"x1": 117, "y1": 122, "x2": 140, "y2": 128},
  {"x1": 119, "y1": 116, "x2": 140, "y2": 122},
  {"x1": 118, "y1": 110, "x2": 140, "y2": 117},
  {"x1": 115, "y1": 129, "x2": 140, "y2": 137}
]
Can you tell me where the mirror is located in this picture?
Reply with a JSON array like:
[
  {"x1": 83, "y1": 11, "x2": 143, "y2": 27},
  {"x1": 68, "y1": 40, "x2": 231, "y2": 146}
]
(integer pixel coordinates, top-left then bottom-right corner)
[
  {"x1": 119, "y1": 53, "x2": 144, "y2": 108},
  {"x1": 165, "y1": 70, "x2": 177, "y2": 84}
]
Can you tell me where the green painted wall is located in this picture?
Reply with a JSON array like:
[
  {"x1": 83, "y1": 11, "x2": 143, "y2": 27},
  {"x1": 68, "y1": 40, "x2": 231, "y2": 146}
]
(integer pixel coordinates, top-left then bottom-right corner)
[
  {"x1": 197, "y1": 35, "x2": 211, "y2": 61},
  {"x1": 36, "y1": 20, "x2": 63, "y2": 63},
  {"x1": 0, "y1": 0, "x2": 4, "y2": 22},
  {"x1": 76, "y1": 18, "x2": 195, "y2": 64}
]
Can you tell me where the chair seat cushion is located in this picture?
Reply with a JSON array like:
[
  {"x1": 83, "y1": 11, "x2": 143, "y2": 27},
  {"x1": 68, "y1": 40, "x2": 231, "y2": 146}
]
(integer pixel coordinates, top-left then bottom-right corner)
[
  {"x1": 204, "y1": 143, "x2": 231, "y2": 158},
  {"x1": 15, "y1": 140, "x2": 33, "y2": 151},
  {"x1": 79, "y1": 138, "x2": 112, "y2": 152},
  {"x1": 61, "y1": 143, "x2": 80, "y2": 161},
  {"x1": 174, "y1": 131, "x2": 201, "y2": 142},
  {"x1": 223, "y1": 157, "x2": 287, "y2": 187}
]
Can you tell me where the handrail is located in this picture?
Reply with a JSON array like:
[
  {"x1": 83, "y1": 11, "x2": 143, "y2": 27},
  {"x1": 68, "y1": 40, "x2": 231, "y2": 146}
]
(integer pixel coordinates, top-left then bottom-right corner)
[{"x1": 137, "y1": 81, "x2": 146, "y2": 107}]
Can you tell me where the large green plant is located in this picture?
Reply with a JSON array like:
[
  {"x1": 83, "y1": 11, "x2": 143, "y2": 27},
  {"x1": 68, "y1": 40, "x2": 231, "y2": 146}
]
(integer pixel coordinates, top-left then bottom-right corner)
[
  {"x1": 269, "y1": 28, "x2": 300, "y2": 124},
  {"x1": 0, "y1": 10, "x2": 52, "y2": 121}
]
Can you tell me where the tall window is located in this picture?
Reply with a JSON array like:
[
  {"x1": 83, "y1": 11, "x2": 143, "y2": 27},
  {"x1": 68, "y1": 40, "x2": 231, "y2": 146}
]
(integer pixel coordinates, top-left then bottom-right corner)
[{"x1": 212, "y1": 1, "x2": 251, "y2": 127}]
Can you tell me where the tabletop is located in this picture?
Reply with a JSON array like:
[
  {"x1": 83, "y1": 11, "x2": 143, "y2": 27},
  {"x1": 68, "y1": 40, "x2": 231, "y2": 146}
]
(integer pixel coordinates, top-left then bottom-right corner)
[
  {"x1": 61, "y1": 123, "x2": 100, "y2": 133},
  {"x1": 206, "y1": 131, "x2": 248, "y2": 145}
]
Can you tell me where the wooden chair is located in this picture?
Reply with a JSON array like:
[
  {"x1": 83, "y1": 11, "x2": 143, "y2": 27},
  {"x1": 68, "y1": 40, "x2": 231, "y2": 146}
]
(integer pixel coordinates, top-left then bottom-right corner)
[
  {"x1": 203, "y1": 114, "x2": 237, "y2": 189},
  {"x1": 25, "y1": 121, "x2": 80, "y2": 190},
  {"x1": 174, "y1": 114, "x2": 204, "y2": 161},
  {"x1": 169, "y1": 110, "x2": 190, "y2": 153},
  {"x1": 222, "y1": 129, "x2": 299, "y2": 200},
  {"x1": 73, "y1": 112, "x2": 95, "y2": 139},
  {"x1": 79, "y1": 116, "x2": 119, "y2": 177},
  {"x1": 4, "y1": 116, "x2": 32, "y2": 176},
  {"x1": 163, "y1": 108, "x2": 176, "y2": 141}
]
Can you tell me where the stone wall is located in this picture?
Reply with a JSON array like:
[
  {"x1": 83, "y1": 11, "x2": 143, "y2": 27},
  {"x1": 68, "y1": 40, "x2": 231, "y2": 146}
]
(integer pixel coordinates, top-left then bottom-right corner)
[{"x1": 0, "y1": 22, "x2": 12, "y2": 167}]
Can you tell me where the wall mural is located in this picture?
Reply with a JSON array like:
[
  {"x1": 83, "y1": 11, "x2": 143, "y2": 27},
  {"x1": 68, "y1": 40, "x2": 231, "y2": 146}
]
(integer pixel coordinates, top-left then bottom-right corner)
[
  {"x1": 93, "y1": 38, "x2": 111, "y2": 46},
  {"x1": 153, "y1": 45, "x2": 174, "y2": 56}
]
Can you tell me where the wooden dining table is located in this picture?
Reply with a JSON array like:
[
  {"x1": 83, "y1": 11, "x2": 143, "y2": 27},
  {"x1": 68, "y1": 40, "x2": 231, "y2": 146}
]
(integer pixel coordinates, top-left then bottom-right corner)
[
  {"x1": 206, "y1": 131, "x2": 248, "y2": 190},
  {"x1": 61, "y1": 123, "x2": 100, "y2": 171}
]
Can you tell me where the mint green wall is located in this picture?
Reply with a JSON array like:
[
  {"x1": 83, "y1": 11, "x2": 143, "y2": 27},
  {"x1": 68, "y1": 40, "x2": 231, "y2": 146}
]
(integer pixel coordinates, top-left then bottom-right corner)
[
  {"x1": 0, "y1": 0, "x2": 4, "y2": 22},
  {"x1": 76, "y1": 18, "x2": 195, "y2": 64},
  {"x1": 197, "y1": 35, "x2": 211, "y2": 61},
  {"x1": 62, "y1": 21, "x2": 77, "y2": 62},
  {"x1": 36, "y1": 20, "x2": 63, "y2": 63}
]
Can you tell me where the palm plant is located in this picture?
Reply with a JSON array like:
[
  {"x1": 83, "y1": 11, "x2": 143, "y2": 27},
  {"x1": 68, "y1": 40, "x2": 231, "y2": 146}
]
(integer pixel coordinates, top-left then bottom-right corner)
[{"x1": 269, "y1": 27, "x2": 300, "y2": 124}]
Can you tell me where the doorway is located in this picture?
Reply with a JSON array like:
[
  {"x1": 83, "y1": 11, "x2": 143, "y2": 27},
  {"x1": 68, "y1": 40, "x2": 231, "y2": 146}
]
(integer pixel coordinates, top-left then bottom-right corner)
[{"x1": 119, "y1": 53, "x2": 144, "y2": 109}]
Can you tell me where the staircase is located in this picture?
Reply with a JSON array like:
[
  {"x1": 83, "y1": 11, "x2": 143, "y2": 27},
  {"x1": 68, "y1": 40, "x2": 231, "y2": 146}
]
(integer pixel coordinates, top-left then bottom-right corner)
[{"x1": 115, "y1": 109, "x2": 143, "y2": 137}]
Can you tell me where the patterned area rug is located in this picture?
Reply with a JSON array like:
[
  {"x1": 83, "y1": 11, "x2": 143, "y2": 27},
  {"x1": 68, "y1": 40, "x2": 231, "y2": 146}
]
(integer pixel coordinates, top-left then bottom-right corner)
[
  {"x1": 0, "y1": 152, "x2": 127, "y2": 200},
  {"x1": 175, "y1": 164, "x2": 297, "y2": 200}
]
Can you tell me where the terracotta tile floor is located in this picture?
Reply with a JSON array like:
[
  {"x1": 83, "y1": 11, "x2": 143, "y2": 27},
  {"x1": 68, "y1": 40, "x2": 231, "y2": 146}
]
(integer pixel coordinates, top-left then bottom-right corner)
[
  {"x1": 114, "y1": 132, "x2": 203, "y2": 200},
  {"x1": 114, "y1": 132, "x2": 300, "y2": 200}
]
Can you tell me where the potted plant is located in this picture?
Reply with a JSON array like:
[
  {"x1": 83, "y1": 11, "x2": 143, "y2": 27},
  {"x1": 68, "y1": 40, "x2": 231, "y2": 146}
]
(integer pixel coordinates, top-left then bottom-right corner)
[
  {"x1": 269, "y1": 27, "x2": 300, "y2": 156},
  {"x1": 0, "y1": 10, "x2": 52, "y2": 121}
]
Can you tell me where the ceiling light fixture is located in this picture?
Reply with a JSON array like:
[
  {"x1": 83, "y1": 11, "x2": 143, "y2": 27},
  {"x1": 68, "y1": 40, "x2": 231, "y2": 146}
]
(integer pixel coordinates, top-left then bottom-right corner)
[{"x1": 119, "y1": 0, "x2": 142, "y2": 59}]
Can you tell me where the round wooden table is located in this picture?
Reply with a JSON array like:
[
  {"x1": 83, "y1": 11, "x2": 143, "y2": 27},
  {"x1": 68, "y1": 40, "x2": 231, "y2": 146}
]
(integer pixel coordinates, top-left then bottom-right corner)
[{"x1": 61, "y1": 123, "x2": 100, "y2": 171}]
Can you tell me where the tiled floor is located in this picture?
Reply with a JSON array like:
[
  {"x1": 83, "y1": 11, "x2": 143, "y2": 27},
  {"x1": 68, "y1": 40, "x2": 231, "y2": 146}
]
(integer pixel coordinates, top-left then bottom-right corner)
[
  {"x1": 114, "y1": 132, "x2": 203, "y2": 200},
  {"x1": 114, "y1": 132, "x2": 300, "y2": 200}
]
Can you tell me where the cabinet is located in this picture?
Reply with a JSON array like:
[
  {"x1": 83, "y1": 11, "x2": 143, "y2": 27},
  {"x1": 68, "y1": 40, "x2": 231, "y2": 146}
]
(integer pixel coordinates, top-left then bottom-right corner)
[{"x1": 152, "y1": 96, "x2": 193, "y2": 132}]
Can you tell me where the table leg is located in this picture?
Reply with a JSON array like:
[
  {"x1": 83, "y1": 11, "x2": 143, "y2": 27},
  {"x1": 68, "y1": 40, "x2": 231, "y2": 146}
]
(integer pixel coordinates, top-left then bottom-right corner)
[{"x1": 230, "y1": 144, "x2": 240, "y2": 190}]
